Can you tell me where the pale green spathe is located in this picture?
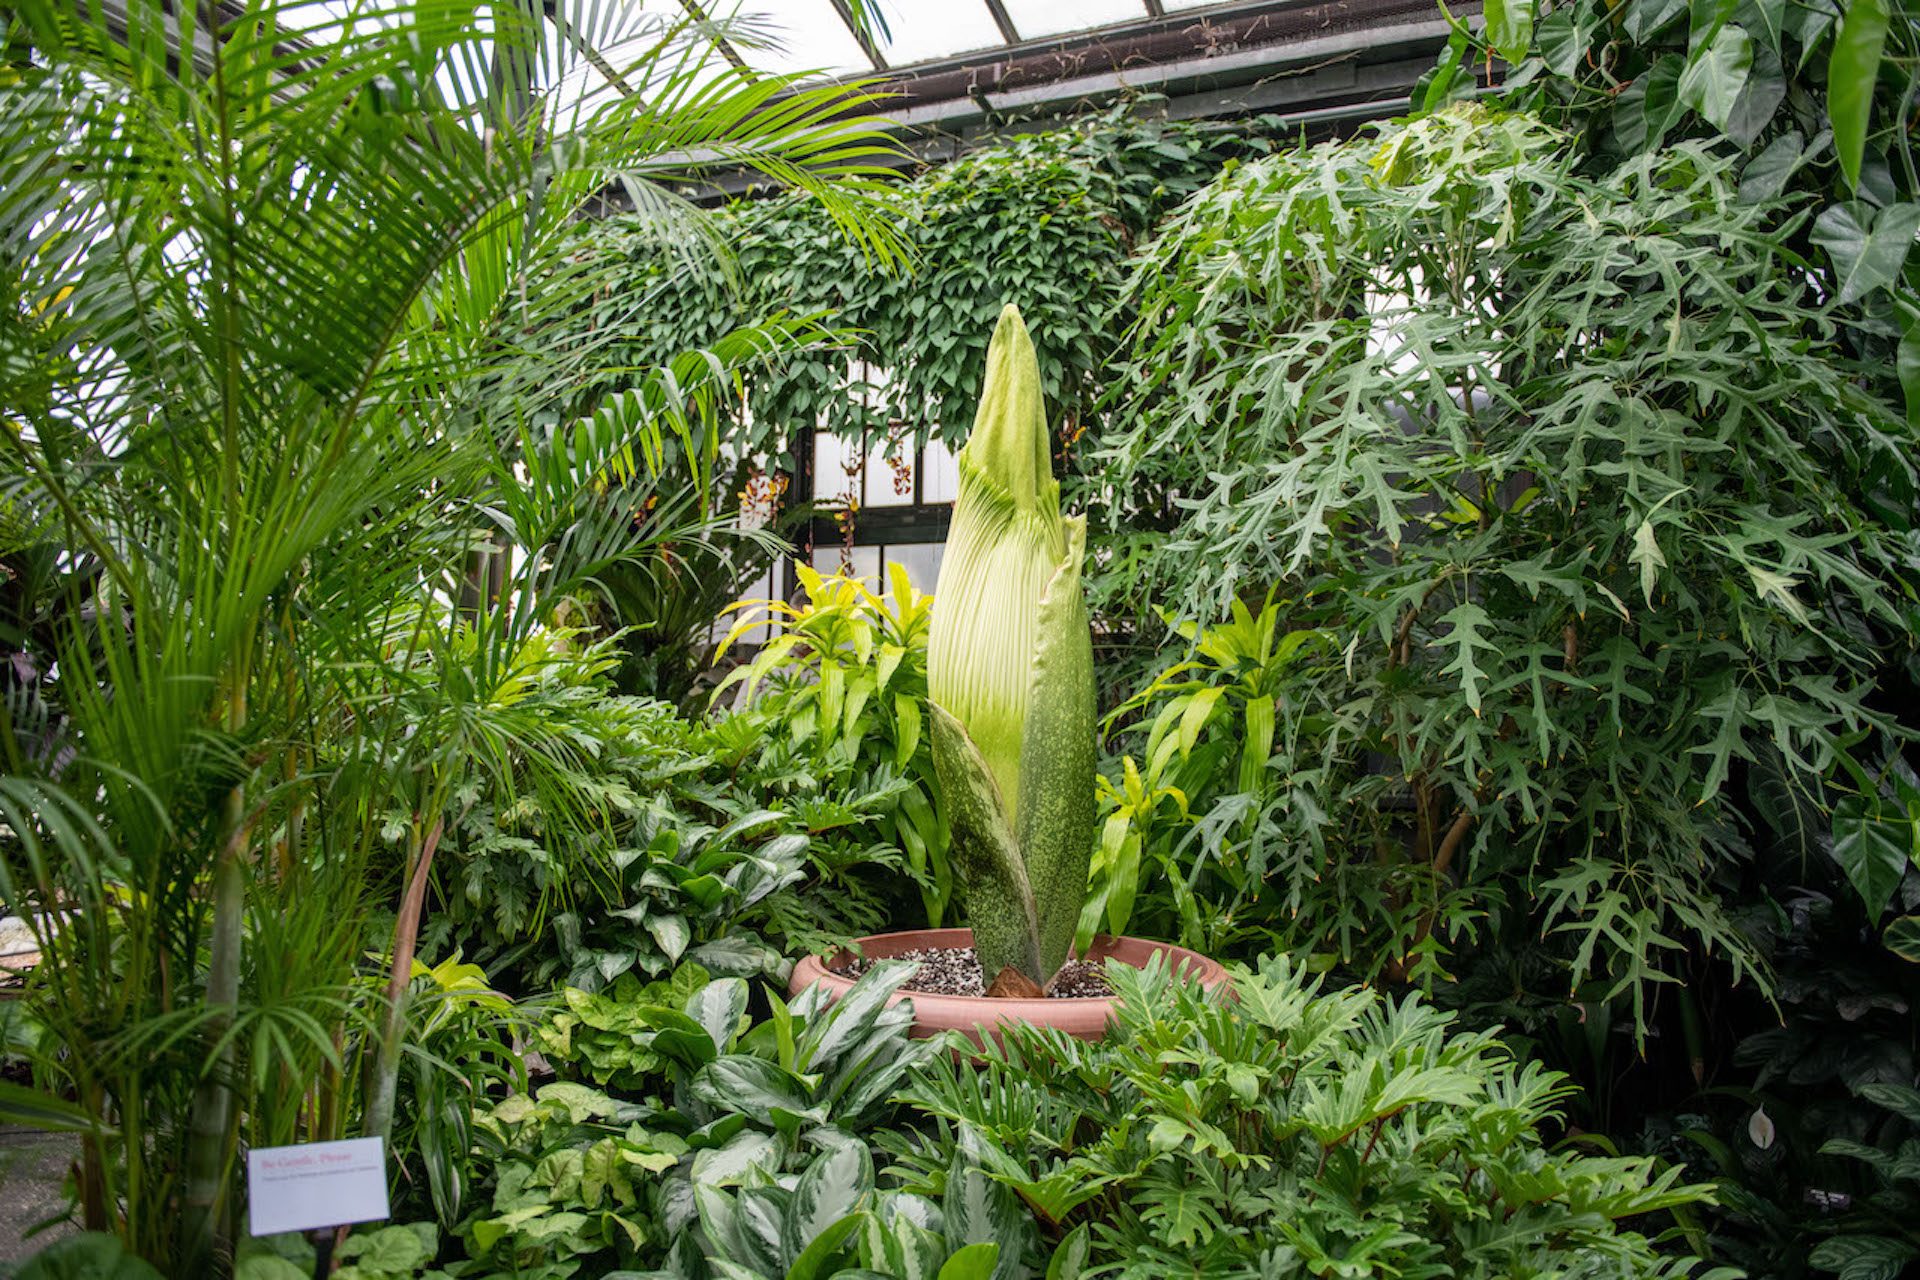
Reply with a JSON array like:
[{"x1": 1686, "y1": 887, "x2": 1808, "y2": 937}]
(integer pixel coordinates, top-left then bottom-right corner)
[{"x1": 928, "y1": 303, "x2": 1096, "y2": 986}]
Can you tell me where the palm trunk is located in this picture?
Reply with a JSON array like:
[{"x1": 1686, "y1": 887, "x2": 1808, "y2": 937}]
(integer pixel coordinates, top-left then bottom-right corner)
[
  {"x1": 179, "y1": 799, "x2": 245, "y2": 1273},
  {"x1": 363, "y1": 815, "x2": 444, "y2": 1142}
]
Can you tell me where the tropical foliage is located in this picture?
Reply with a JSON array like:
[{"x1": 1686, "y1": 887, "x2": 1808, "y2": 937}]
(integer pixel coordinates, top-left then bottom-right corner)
[
  {"x1": 8, "y1": 0, "x2": 1920, "y2": 1273},
  {"x1": 0, "y1": 0, "x2": 898, "y2": 1268},
  {"x1": 891, "y1": 958, "x2": 1727, "y2": 1279},
  {"x1": 1095, "y1": 102, "x2": 1920, "y2": 1033}
]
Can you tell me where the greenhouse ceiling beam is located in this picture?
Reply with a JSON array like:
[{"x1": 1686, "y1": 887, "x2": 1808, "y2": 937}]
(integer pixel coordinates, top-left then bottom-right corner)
[
  {"x1": 629, "y1": 28, "x2": 1478, "y2": 213},
  {"x1": 979, "y1": 0, "x2": 1022, "y2": 45},
  {"x1": 827, "y1": 0, "x2": 889, "y2": 71},
  {"x1": 876, "y1": 0, "x2": 1451, "y2": 113},
  {"x1": 671, "y1": 0, "x2": 751, "y2": 73},
  {"x1": 882, "y1": 4, "x2": 1471, "y2": 136}
]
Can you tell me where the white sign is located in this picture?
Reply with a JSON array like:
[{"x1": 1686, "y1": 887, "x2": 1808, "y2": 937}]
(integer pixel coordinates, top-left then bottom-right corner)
[{"x1": 247, "y1": 1137, "x2": 390, "y2": 1236}]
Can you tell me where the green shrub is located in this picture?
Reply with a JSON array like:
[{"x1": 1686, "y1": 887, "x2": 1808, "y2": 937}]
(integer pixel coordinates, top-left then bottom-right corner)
[
  {"x1": 416, "y1": 629, "x2": 901, "y2": 992},
  {"x1": 889, "y1": 956, "x2": 1729, "y2": 1279},
  {"x1": 1094, "y1": 103, "x2": 1920, "y2": 1029}
]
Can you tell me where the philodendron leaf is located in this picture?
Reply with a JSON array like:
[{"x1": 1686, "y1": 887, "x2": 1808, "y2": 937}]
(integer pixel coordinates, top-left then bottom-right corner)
[
  {"x1": 1811, "y1": 201, "x2": 1920, "y2": 305},
  {"x1": 1678, "y1": 24, "x2": 1753, "y2": 133},
  {"x1": 1886, "y1": 915, "x2": 1920, "y2": 962},
  {"x1": 931, "y1": 702, "x2": 1042, "y2": 983},
  {"x1": 1483, "y1": 0, "x2": 1533, "y2": 65},
  {"x1": 1829, "y1": 0, "x2": 1890, "y2": 190},
  {"x1": 1831, "y1": 793, "x2": 1911, "y2": 919},
  {"x1": 1015, "y1": 514, "x2": 1097, "y2": 980}
]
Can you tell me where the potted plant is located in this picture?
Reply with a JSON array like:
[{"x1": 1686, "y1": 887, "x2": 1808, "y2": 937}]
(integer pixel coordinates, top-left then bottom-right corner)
[{"x1": 790, "y1": 304, "x2": 1225, "y2": 1042}]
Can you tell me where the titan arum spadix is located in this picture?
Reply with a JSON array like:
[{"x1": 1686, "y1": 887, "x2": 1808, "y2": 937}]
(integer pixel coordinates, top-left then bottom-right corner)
[{"x1": 928, "y1": 303, "x2": 1096, "y2": 994}]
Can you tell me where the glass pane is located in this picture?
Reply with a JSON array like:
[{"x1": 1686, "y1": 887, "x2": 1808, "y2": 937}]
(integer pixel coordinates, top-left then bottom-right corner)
[
  {"x1": 1161, "y1": 0, "x2": 1236, "y2": 9},
  {"x1": 876, "y1": 0, "x2": 1004, "y2": 66},
  {"x1": 998, "y1": 0, "x2": 1144, "y2": 40},
  {"x1": 813, "y1": 542, "x2": 882, "y2": 588},
  {"x1": 734, "y1": 0, "x2": 877, "y2": 77},
  {"x1": 813, "y1": 432, "x2": 860, "y2": 506},
  {"x1": 549, "y1": 16, "x2": 736, "y2": 125},
  {"x1": 887, "y1": 542, "x2": 946, "y2": 599},
  {"x1": 863, "y1": 437, "x2": 914, "y2": 508},
  {"x1": 921, "y1": 438, "x2": 960, "y2": 504}
]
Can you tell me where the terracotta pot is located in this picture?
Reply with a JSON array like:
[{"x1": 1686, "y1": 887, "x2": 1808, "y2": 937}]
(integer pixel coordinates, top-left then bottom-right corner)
[{"x1": 787, "y1": 927, "x2": 1228, "y2": 1046}]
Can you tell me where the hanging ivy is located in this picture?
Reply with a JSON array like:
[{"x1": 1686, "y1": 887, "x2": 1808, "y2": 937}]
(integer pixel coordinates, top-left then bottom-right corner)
[{"x1": 543, "y1": 105, "x2": 1287, "y2": 470}]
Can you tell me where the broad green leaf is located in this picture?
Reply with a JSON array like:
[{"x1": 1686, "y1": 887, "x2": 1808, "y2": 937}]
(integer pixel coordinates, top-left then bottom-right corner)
[
  {"x1": 647, "y1": 912, "x2": 691, "y2": 964},
  {"x1": 1105, "y1": 833, "x2": 1142, "y2": 939},
  {"x1": 1810, "y1": 202, "x2": 1920, "y2": 305},
  {"x1": 1735, "y1": 0, "x2": 1785, "y2": 51},
  {"x1": 894, "y1": 693, "x2": 921, "y2": 767},
  {"x1": 1679, "y1": 25, "x2": 1753, "y2": 132},
  {"x1": 1738, "y1": 129, "x2": 1808, "y2": 202},
  {"x1": 1883, "y1": 914, "x2": 1920, "y2": 962},
  {"x1": 1831, "y1": 793, "x2": 1910, "y2": 919},
  {"x1": 1829, "y1": 0, "x2": 1890, "y2": 190},
  {"x1": 14, "y1": 1234, "x2": 166, "y2": 1280},
  {"x1": 1900, "y1": 308, "x2": 1920, "y2": 427},
  {"x1": 1421, "y1": 27, "x2": 1470, "y2": 113},
  {"x1": 693, "y1": 1057, "x2": 821, "y2": 1122},
  {"x1": 1483, "y1": 0, "x2": 1534, "y2": 65},
  {"x1": 1536, "y1": 3, "x2": 1593, "y2": 76},
  {"x1": 937, "y1": 1243, "x2": 1002, "y2": 1280},
  {"x1": 1807, "y1": 1233, "x2": 1916, "y2": 1280},
  {"x1": 1238, "y1": 693, "x2": 1276, "y2": 794},
  {"x1": 1045, "y1": 1225, "x2": 1092, "y2": 1280},
  {"x1": 1630, "y1": 0, "x2": 1689, "y2": 40},
  {"x1": 235, "y1": 1257, "x2": 306, "y2": 1280},
  {"x1": 336, "y1": 1224, "x2": 436, "y2": 1273},
  {"x1": 1859, "y1": 1082, "x2": 1920, "y2": 1125},
  {"x1": 944, "y1": 1156, "x2": 1034, "y2": 1280},
  {"x1": 1615, "y1": 55, "x2": 1686, "y2": 154}
]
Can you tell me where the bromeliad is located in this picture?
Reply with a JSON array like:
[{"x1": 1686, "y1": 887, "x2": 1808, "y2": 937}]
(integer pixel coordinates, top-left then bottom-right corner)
[{"x1": 928, "y1": 303, "x2": 1096, "y2": 994}]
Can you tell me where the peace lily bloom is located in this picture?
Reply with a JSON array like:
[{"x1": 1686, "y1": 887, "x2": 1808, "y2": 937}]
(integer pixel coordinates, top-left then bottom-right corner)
[{"x1": 928, "y1": 303, "x2": 1096, "y2": 990}]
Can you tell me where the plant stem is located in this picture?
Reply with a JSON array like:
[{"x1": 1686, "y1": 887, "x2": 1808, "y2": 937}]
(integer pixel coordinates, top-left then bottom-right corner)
[{"x1": 363, "y1": 814, "x2": 446, "y2": 1142}]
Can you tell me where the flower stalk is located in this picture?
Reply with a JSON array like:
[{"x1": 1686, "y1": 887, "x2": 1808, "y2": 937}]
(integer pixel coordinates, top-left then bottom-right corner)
[{"x1": 928, "y1": 304, "x2": 1096, "y2": 990}]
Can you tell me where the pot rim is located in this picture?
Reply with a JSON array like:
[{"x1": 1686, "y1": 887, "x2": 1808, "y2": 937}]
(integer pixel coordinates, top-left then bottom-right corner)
[{"x1": 788, "y1": 925, "x2": 1227, "y2": 1010}]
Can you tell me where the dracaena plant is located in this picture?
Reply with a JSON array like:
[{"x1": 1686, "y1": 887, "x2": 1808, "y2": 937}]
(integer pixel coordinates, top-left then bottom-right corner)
[{"x1": 928, "y1": 305, "x2": 1097, "y2": 993}]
